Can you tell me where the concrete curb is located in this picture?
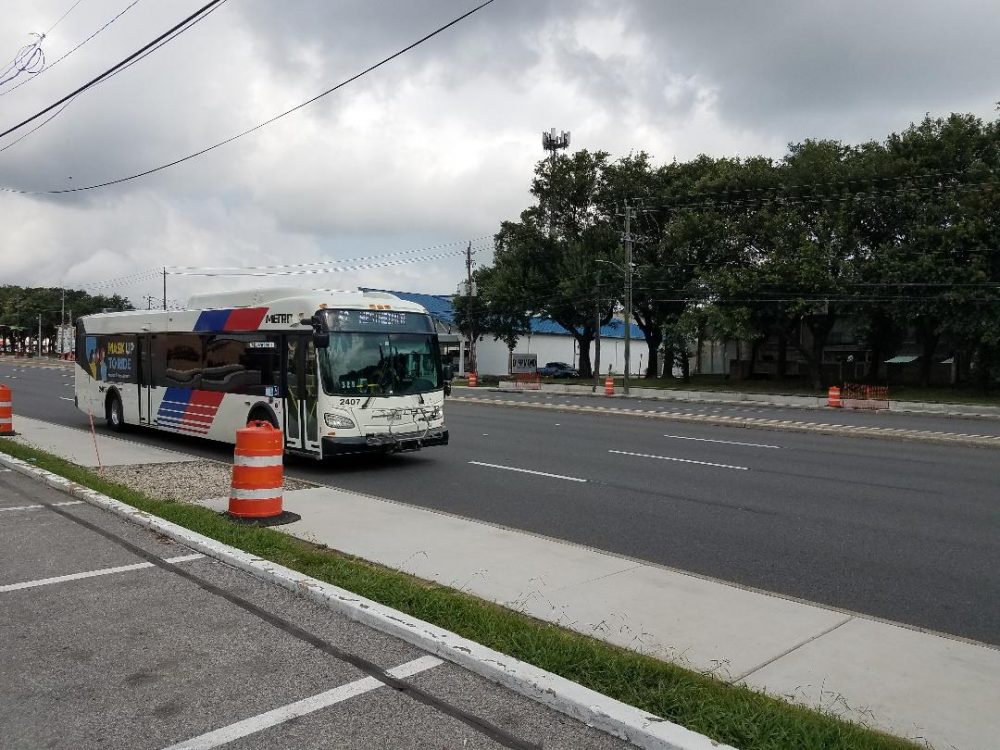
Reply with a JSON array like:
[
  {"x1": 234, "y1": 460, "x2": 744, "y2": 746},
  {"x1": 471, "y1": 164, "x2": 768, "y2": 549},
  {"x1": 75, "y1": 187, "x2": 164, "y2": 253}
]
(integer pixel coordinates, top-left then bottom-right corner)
[
  {"x1": 451, "y1": 395, "x2": 1000, "y2": 449},
  {"x1": 0, "y1": 451, "x2": 735, "y2": 750}
]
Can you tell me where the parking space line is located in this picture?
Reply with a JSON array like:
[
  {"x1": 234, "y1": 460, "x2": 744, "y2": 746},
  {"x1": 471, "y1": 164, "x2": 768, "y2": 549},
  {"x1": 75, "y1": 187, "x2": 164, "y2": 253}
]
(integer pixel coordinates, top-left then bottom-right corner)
[
  {"x1": 0, "y1": 553, "x2": 204, "y2": 593},
  {"x1": 663, "y1": 434, "x2": 782, "y2": 449},
  {"x1": 162, "y1": 655, "x2": 444, "y2": 750},
  {"x1": 0, "y1": 500, "x2": 84, "y2": 512},
  {"x1": 469, "y1": 460, "x2": 588, "y2": 483},
  {"x1": 609, "y1": 449, "x2": 749, "y2": 471}
]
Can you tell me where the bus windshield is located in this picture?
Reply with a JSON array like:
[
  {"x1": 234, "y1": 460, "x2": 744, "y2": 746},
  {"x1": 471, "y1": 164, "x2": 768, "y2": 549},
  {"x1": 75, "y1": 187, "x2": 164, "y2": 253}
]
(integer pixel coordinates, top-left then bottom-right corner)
[{"x1": 318, "y1": 332, "x2": 441, "y2": 397}]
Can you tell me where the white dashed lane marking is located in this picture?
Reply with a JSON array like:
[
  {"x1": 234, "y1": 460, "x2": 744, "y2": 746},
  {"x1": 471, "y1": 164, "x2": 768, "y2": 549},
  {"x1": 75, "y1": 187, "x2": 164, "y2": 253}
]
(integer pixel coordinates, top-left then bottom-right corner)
[
  {"x1": 468, "y1": 460, "x2": 588, "y2": 483},
  {"x1": 662, "y1": 434, "x2": 781, "y2": 449},
  {"x1": 609, "y1": 449, "x2": 749, "y2": 471}
]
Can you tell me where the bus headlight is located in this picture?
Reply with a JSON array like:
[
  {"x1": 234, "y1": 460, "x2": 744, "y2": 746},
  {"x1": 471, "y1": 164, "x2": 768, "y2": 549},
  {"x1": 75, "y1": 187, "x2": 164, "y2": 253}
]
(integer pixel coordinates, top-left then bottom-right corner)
[{"x1": 324, "y1": 413, "x2": 356, "y2": 429}]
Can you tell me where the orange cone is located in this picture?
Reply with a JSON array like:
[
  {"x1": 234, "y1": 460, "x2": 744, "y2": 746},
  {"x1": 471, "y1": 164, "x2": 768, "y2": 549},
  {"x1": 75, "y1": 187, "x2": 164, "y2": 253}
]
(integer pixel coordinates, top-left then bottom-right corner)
[
  {"x1": 225, "y1": 421, "x2": 298, "y2": 526},
  {"x1": 468, "y1": 372, "x2": 478, "y2": 387},
  {"x1": 0, "y1": 384, "x2": 14, "y2": 435},
  {"x1": 827, "y1": 386, "x2": 842, "y2": 408},
  {"x1": 604, "y1": 375, "x2": 615, "y2": 396}
]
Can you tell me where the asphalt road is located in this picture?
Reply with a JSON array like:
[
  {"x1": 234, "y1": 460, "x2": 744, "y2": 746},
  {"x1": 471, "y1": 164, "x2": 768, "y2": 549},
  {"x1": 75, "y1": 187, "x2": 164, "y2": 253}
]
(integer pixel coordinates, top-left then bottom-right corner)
[
  {"x1": 0, "y1": 461, "x2": 625, "y2": 750},
  {"x1": 6, "y1": 360, "x2": 1000, "y2": 646}
]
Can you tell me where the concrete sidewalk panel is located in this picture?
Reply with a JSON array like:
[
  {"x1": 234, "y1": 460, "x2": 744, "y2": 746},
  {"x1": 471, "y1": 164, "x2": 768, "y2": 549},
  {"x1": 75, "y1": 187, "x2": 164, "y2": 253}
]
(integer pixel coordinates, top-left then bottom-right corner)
[
  {"x1": 520, "y1": 564, "x2": 847, "y2": 680},
  {"x1": 201, "y1": 487, "x2": 638, "y2": 597},
  {"x1": 743, "y1": 617, "x2": 1000, "y2": 750},
  {"x1": 209, "y1": 487, "x2": 848, "y2": 681},
  {"x1": 12, "y1": 415, "x2": 193, "y2": 466}
]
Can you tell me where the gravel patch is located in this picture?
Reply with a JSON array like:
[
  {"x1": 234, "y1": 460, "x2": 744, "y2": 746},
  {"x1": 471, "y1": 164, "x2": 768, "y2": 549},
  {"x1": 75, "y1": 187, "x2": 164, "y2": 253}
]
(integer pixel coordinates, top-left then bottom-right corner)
[{"x1": 97, "y1": 460, "x2": 315, "y2": 502}]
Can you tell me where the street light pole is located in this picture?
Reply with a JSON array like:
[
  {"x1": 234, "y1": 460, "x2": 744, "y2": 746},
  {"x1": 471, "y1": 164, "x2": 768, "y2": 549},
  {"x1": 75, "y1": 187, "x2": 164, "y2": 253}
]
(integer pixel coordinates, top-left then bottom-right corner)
[{"x1": 623, "y1": 203, "x2": 633, "y2": 396}]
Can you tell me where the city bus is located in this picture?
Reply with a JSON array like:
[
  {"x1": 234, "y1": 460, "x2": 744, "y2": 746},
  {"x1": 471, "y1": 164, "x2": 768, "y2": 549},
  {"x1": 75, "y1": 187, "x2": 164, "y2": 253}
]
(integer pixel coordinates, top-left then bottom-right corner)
[{"x1": 74, "y1": 288, "x2": 449, "y2": 458}]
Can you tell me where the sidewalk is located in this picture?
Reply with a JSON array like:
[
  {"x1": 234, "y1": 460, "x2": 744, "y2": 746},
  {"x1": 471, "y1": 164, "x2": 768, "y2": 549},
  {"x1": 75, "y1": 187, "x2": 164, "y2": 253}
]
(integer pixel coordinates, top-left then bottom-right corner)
[{"x1": 10, "y1": 415, "x2": 1000, "y2": 750}]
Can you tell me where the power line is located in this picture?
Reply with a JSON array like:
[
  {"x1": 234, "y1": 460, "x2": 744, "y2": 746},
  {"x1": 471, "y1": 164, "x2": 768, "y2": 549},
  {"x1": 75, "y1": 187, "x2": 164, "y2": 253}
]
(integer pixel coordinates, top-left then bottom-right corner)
[
  {"x1": 0, "y1": 0, "x2": 497, "y2": 195},
  {"x1": 0, "y1": 0, "x2": 227, "y2": 141},
  {"x1": 0, "y1": 0, "x2": 224, "y2": 154},
  {"x1": 0, "y1": 0, "x2": 144, "y2": 99},
  {"x1": 165, "y1": 236, "x2": 493, "y2": 273},
  {"x1": 166, "y1": 245, "x2": 489, "y2": 277}
]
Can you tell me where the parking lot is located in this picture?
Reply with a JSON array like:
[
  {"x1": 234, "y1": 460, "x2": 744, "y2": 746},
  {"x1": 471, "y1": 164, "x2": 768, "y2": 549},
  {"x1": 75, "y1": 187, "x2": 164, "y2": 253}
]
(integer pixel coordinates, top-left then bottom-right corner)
[{"x1": 0, "y1": 467, "x2": 627, "y2": 750}]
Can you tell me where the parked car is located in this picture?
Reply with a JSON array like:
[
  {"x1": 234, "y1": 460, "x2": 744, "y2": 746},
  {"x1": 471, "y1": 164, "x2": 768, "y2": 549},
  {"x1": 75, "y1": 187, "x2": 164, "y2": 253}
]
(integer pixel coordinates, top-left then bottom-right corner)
[{"x1": 537, "y1": 361, "x2": 579, "y2": 377}]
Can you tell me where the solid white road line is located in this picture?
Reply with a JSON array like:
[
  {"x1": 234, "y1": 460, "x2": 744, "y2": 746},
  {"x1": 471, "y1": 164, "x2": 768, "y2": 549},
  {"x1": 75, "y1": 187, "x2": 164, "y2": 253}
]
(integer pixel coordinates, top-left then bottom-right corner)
[
  {"x1": 468, "y1": 460, "x2": 588, "y2": 483},
  {"x1": 59, "y1": 396, "x2": 73, "y2": 400},
  {"x1": 608, "y1": 449, "x2": 748, "y2": 471},
  {"x1": 0, "y1": 553, "x2": 204, "y2": 593},
  {"x1": 161, "y1": 655, "x2": 444, "y2": 750},
  {"x1": 0, "y1": 500, "x2": 84, "y2": 512},
  {"x1": 663, "y1": 434, "x2": 781, "y2": 449}
]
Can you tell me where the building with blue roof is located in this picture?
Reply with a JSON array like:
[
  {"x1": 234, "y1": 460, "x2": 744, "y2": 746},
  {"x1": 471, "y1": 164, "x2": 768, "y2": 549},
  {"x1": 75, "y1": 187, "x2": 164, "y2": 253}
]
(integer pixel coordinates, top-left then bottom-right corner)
[{"x1": 362, "y1": 288, "x2": 646, "y2": 376}]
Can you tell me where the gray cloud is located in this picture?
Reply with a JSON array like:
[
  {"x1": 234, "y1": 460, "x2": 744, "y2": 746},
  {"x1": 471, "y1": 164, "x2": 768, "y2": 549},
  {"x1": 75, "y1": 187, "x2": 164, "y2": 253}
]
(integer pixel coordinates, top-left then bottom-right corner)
[{"x1": 0, "y1": 0, "x2": 996, "y2": 304}]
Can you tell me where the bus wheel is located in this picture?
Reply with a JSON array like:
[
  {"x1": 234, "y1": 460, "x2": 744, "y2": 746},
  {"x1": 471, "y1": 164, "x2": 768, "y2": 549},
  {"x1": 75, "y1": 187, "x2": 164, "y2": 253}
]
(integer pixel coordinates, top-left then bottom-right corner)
[
  {"x1": 247, "y1": 406, "x2": 278, "y2": 429},
  {"x1": 106, "y1": 393, "x2": 125, "y2": 432}
]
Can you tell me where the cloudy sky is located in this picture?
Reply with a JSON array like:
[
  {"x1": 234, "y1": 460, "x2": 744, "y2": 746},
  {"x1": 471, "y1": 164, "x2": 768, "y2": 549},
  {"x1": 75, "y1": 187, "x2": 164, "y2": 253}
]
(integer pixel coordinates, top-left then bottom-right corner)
[{"x1": 1, "y1": 0, "x2": 997, "y2": 307}]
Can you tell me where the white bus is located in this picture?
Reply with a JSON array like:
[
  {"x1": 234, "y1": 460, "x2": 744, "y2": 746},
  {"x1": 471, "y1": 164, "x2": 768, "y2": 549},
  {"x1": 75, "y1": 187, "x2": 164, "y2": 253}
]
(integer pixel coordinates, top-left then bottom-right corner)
[{"x1": 74, "y1": 288, "x2": 450, "y2": 458}]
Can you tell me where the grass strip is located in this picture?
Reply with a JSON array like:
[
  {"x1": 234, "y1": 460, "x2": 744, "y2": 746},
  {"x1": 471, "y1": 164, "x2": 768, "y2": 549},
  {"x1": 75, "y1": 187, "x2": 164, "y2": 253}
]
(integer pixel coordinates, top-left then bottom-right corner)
[{"x1": 0, "y1": 439, "x2": 918, "y2": 750}]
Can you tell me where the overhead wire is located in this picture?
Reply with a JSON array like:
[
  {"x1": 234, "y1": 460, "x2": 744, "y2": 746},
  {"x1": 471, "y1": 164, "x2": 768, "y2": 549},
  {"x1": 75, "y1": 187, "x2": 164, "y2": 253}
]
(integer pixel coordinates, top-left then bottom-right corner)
[
  {"x1": 0, "y1": 0, "x2": 144, "y2": 98},
  {"x1": 0, "y1": 0, "x2": 227, "y2": 141},
  {"x1": 0, "y1": 0, "x2": 497, "y2": 195},
  {"x1": 0, "y1": 0, "x2": 224, "y2": 154}
]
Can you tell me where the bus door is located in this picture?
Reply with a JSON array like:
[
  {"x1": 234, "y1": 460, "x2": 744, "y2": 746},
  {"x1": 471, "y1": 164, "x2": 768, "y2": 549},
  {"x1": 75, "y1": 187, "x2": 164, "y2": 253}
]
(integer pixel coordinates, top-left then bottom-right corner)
[
  {"x1": 283, "y1": 336, "x2": 320, "y2": 454},
  {"x1": 138, "y1": 334, "x2": 152, "y2": 424}
]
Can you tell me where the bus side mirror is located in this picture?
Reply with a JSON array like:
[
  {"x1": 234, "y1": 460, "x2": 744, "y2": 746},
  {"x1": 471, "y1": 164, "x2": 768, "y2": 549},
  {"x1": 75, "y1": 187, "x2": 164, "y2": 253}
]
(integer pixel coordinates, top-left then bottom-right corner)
[
  {"x1": 313, "y1": 332, "x2": 330, "y2": 348},
  {"x1": 443, "y1": 364, "x2": 453, "y2": 381}
]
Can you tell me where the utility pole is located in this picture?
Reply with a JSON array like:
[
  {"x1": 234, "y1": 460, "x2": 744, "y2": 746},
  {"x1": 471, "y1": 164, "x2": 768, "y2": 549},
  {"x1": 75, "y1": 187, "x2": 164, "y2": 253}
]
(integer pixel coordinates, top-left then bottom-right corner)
[
  {"x1": 623, "y1": 202, "x2": 634, "y2": 396},
  {"x1": 594, "y1": 268, "x2": 602, "y2": 392},
  {"x1": 143, "y1": 295, "x2": 155, "y2": 310},
  {"x1": 162, "y1": 267, "x2": 167, "y2": 310},
  {"x1": 61, "y1": 288, "x2": 66, "y2": 325},
  {"x1": 464, "y1": 241, "x2": 477, "y2": 375},
  {"x1": 37, "y1": 313, "x2": 42, "y2": 357}
]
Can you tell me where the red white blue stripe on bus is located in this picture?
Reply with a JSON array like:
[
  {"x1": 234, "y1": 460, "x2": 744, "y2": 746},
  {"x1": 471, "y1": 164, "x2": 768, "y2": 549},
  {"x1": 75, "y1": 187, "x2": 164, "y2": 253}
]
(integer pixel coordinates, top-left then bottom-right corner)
[
  {"x1": 155, "y1": 388, "x2": 225, "y2": 434},
  {"x1": 193, "y1": 307, "x2": 269, "y2": 332}
]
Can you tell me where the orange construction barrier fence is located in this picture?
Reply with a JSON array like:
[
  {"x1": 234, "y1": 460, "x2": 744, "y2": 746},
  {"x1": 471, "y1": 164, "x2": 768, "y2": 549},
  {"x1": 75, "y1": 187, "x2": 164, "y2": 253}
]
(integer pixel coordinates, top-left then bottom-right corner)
[
  {"x1": 226, "y1": 422, "x2": 298, "y2": 525},
  {"x1": 0, "y1": 384, "x2": 13, "y2": 435}
]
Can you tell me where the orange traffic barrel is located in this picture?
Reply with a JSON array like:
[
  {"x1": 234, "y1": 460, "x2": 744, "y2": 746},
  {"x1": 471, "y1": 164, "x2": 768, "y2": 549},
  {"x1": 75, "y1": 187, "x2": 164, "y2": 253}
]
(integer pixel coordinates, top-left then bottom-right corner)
[
  {"x1": 604, "y1": 375, "x2": 615, "y2": 396},
  {"x1": 827, "y1": 386, "x2": 842, "y2": 408},
  {"x1": 225, "y1": 421, "x2": 299, "y2": 526},
  {"x1": 468, "y1": 371, "x2": 478, "y2": 387},
  {"x1": 0, "y1": 384, "x2": 13, "y2": 435}
]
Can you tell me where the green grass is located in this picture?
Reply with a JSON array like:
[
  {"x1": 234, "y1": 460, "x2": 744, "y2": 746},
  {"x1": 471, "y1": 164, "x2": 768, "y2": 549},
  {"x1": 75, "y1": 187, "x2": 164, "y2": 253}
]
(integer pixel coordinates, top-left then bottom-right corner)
[{"x1": 0, "y1": 439, "x2": 919, "y2": 750}]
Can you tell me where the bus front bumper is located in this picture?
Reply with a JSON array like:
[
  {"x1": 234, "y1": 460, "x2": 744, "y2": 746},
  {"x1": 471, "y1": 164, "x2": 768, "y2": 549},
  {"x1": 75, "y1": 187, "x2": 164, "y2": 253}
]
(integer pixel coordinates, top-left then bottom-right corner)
[{"x1": 321, "y1": 428, "x2": 449, "y2": 457}]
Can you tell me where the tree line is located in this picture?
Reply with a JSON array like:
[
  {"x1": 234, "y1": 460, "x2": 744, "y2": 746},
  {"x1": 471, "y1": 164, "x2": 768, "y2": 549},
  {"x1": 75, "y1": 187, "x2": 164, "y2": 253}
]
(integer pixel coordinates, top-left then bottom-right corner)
[
  {"x1": 455, "y1": 112, "x2": 1000, "y2": 390},
  {"x1": 0, "y1": 285, "x2": 132, "y2": 353}
]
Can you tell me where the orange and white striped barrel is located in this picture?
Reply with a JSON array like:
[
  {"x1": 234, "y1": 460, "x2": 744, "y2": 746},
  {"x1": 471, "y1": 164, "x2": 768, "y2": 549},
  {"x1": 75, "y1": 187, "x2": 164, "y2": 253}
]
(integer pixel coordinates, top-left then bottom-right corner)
[
  {"x1": 468, "y1": 371, "x2": 478, "y2": 387},
  {"x1": 604, "y1": 375, "x2": 615, "y2": 396},
  {"x1": 228, "y1": 421, "x2": 284, "y2": 518},
  {"x1": 0, "y1": 384, "x2": 13, "y2": 435},
  {"x1": 827, "y1": 386, "x2": 842, "y2": 408}
]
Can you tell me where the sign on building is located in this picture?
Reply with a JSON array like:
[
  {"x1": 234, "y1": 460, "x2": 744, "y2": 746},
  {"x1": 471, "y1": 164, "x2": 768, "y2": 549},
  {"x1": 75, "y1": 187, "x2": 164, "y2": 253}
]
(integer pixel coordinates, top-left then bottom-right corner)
[{"x1": 509, "y1": 352, "x2": 537, "y2": 374}]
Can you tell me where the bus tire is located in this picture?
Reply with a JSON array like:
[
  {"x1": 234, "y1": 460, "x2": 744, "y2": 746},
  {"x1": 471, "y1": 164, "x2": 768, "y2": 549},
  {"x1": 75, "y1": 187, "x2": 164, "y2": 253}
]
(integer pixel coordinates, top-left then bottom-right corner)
[
  {"x1": 246, "y1": 404, "x2": 279, "y2": 429},
  {"x1": 106, "y1": 391, "x2": 125, "y2": 432}
]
